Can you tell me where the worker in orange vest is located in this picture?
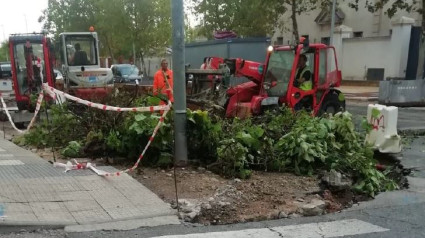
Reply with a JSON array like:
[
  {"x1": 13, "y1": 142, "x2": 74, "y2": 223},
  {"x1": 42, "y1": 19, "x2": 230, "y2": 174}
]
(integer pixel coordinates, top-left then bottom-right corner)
[{"x1": 153, "y1": 58, "x2": 174, "y2": 103}]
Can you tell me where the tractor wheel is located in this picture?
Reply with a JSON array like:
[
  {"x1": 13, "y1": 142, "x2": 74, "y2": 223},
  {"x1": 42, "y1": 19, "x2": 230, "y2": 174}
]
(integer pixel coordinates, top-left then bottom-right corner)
[{"x1": 319, "y1": 92, "x2": 345, "y2": 116}]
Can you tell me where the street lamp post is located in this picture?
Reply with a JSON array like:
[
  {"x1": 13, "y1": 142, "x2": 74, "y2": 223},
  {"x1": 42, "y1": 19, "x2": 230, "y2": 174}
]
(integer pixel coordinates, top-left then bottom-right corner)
[
  {"x1": 24, "y1": 14, "x2": 28, "y2": 33},
  {"x1": 171, "y1": 0, "x2": 188, "y2": 166}
]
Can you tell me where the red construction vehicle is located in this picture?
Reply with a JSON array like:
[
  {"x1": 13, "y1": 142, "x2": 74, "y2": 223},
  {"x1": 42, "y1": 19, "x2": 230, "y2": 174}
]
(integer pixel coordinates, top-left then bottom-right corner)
[
  {"x1": 8, "y1": 34, "x2": 55, "y2": 111},
  {"x1": 187, "y1": 40, "x2": 345, "y2": 118},
  {"x1": 8, "y1": 31, "x2": 113, "y2": 111}
]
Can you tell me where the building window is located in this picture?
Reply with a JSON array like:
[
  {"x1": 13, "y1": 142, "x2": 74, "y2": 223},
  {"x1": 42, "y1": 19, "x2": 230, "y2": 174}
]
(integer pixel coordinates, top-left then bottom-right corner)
[
  {"x1": 353, "y1": 31, "x2": 363, "y2": 38},
  {"x1": 321, "y1": 37, "x2": 330, "y2": 45},
  {"x1": 276, "y1": 37, "x2": 283, "y2": 45},
  {"x1": 389, "y1": 29, "x2": 393, "y2": 36}
]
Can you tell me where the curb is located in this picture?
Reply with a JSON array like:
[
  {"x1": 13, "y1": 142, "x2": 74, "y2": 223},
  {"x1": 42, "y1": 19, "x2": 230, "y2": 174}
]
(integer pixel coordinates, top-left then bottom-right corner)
[
  {"x1": 0, "y1": 225, "x2": 66, "y2": 235},
  {"x1": 398, "y1": 127, "x2": 425, "y2": 136},
  {"x1": 0, "y1": 210, "x2": 179, "y2": 233},
  {"x1": 341, "y1": 80, "x2": 379, "y2": 87},
  {"x1": 64, "y1": 215, "x2": 180, "y2": 233},
  {"x1": 345, "y1": 97, "x2": 378, "y2": 102}
]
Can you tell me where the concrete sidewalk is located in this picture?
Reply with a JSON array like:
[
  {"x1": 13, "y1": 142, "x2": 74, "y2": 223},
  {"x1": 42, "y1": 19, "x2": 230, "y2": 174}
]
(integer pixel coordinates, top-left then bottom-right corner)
[{"x1": 0, "y1": 136, "x2": 179, "y2": 232}]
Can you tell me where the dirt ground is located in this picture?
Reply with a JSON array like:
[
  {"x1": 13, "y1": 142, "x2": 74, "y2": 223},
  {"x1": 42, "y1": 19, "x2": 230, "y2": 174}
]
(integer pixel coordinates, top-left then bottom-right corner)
[{"x1": 118, "y1": 165, "x2": 352, "y2": 224}]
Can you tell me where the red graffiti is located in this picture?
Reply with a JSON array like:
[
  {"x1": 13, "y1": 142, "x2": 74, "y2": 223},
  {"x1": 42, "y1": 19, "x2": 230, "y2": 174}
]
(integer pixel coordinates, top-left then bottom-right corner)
[{"x1": 370, "y1": 115, "x2": 385, "y2": 131}]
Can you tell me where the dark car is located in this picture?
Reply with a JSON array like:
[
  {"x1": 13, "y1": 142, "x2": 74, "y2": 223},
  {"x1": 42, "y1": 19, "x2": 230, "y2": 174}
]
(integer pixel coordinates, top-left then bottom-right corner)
[
  {"x1": 0, "y1": 62, "x2": 12, "y2": 79},
  {"x1": 110, "y1": 64, "x2": 142, "y2": 84}
]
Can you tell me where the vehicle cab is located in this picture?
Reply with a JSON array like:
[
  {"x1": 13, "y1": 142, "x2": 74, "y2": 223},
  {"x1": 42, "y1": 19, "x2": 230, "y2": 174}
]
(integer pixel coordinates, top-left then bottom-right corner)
[
  {"x1": 59, "y1": 32, "x2": 113, "y2": 98},
  {"x1": 260, "y1": 42, "x2": 344, "y2": 115}
]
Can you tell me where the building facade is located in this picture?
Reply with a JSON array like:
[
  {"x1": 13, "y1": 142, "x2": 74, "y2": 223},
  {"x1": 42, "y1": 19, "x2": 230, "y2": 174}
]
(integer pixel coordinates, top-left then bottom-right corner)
[
  {"x1": 272, "y1": 0, "x2": 422, "y2": 45},
  {"x1": 272, "y1": 1, "x2": 424, "y2": 81}
]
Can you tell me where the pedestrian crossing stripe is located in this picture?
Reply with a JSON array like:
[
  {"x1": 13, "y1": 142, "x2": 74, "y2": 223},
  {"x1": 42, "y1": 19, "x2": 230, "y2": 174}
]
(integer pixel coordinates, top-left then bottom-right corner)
[
  {"x1": 153, "y1": 219, "x2": 389, "y2": 238},
  {"x1": 0, "y1": 154, "x2": 14, "y2": 157}
]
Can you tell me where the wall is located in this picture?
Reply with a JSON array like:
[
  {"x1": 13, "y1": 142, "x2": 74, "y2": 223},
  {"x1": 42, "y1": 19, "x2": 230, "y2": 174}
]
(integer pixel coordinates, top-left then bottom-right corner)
[
  {"x1": 272, "y1": 0, "x2": 422, "y2": 43},
  {"x1": 185, "y1": 38, "x2": 271, "y2": 69},
  {"x1": 142, "y1": 56, "x2": 172, "y2": 78},
  {"x1": 143, "y1": 38, "x2": 271, "y2": 82},
  {"x1": 341, "y1": 37, "x2": 391, "y2": 80}
]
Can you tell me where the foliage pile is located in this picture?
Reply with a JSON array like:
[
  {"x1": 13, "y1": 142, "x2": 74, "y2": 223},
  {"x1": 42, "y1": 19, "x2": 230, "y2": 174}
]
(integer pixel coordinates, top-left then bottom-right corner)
[{"x1": 20, "y1": 96, "x2": 396, "y2": 197}]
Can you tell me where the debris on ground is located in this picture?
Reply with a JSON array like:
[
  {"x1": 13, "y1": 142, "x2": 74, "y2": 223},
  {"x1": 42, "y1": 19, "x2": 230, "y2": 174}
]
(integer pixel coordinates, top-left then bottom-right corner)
[{"x1": 129, "y1": 167, "x2": 353, "y2": 225}]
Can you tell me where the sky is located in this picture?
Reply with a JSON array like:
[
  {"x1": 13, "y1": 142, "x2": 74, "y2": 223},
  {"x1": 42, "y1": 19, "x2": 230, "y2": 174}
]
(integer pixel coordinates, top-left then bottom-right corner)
[
  {"x1": 0, "y1": 0, "x2": 48, "y2": 43},
  {"x1": 0, "y1": 0, "x2": 197, "y2": 43}
]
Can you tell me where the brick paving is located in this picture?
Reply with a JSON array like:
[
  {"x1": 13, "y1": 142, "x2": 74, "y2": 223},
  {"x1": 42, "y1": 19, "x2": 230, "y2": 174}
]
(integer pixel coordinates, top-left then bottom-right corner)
[{"x1": 0, "y1": 137, "x2": 178, "y2": 226}]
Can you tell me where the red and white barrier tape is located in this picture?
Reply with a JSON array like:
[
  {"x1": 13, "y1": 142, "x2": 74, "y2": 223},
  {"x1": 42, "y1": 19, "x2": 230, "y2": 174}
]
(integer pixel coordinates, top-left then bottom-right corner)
[
  {"x1": 95, "y1": 108, "x2": 170, "y2": 177},
  {"x1": 0, "y1": 91, "x2": 45, "y2": 133},
  {"x1": 42, "y1": 84, "x2": 172, "y2": 177},
  {"x1": 53, "y1": 108, "x2": 170, "y2": 176},
  {"x1": 42, "y1": 84, "x2": 171, "y2": 112}
]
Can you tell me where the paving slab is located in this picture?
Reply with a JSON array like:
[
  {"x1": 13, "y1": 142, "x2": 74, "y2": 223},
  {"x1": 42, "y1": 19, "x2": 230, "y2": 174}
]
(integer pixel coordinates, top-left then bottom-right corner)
[{"x1": 0, "y1": 136, "x2": 179, "y2": 229}]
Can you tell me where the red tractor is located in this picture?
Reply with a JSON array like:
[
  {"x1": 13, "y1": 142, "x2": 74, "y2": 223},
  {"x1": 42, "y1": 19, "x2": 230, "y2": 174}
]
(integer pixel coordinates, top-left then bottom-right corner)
[{"x1": 188, "y1": 40, "x2": 345, "y2": 118}]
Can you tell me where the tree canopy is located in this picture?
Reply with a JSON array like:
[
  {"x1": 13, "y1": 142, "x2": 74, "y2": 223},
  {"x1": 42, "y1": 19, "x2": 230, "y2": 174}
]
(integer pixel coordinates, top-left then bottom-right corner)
[
  {"x1": 40, "y1": 0, "x2": 172, "y2": 62},
  {"x1": 189, "y1": 0, "x2": 286, "y2": 39},
  {"x1": 0, "y1": 41, "x2": 9, "y2": 62}
]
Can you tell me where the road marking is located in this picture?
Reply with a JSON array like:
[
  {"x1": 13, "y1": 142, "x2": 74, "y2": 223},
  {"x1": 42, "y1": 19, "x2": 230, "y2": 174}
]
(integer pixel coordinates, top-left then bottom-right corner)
[
  {"x1": 153, "y1": 219, "x2": 389, "y2": 238},
  {"x1": 0, "y1": 160, "x2": 24, "y2": 165},
  {"x1": 0, "y1": 154, "x2": 14, "y2": 158}
]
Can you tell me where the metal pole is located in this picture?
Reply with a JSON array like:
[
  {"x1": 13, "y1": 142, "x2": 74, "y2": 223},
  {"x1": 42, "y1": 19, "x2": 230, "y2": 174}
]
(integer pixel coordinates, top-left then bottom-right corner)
[
  {"x1": 329, "y1": 0, "x2": 337, "y2": 46},
  {"x1": 132, "y1": 41, "x2": 136, "y2": 65},
  {"x1": 24, "y1": 14, "x2": 28, "y2": 33},
  {"x1": 171, "y1": 0, "x2": 188, "y2": 166}
]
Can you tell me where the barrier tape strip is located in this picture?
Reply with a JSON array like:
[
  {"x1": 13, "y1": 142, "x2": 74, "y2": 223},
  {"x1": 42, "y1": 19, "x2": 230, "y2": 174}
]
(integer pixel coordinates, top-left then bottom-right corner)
[
  {"x1": 0, "y1": 91, "x2": 44, "y2": 133},
  {"x1": 41, "y1": 84, "x2": 172, "y2": 177},
  {"x1": 42, "y1": 84, "x2": 171, "y2": 112},
  {"x1": 95, "y1": 108, "x2": 170, "y2": 177}
]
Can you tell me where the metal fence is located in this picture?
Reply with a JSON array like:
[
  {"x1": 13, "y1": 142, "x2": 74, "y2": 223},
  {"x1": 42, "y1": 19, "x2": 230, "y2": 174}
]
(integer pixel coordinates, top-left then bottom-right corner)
[
  {"x1": 379, "y1": 79, "x2": 425, "y2": 107},
  {"x1": 185, "y1": 37, "x2": 271, "y2": 86}
]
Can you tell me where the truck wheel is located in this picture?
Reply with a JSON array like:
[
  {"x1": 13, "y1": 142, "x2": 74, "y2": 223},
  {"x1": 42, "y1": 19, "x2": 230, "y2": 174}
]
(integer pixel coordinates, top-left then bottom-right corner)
[
  {"x1": 17, "y1": 101, "x2": 36, "y2": 113},
  {"x1": 17, "y1": 101, "x2": 28, "y2": 111},
  {"x1": 319, "y1": 92, "x2": 345, "y2": 116},
  {"x1": 14, "y1": 122, "x2": 25, "y2": 129}
]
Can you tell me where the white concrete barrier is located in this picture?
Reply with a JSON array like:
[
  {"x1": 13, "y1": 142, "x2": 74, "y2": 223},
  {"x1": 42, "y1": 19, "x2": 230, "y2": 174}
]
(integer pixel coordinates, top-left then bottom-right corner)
[{"x1": 365, "y1": 104, "x2": 401, "y2": 153}]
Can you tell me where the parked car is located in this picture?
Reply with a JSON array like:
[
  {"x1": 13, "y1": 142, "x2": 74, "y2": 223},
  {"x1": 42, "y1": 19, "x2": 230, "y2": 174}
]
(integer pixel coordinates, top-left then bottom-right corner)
[
  {"x1": 0, "y1": 62, "x2": 12, "y2": 79},
  {"x1": 110, "y1": 64, "x2": 142, "y2": 84}
]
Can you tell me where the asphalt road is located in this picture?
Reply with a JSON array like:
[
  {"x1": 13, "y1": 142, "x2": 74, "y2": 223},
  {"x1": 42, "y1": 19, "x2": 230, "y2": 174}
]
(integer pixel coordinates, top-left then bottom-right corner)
[{"x1": 346, "y1": 101, "x2": 425, "y2": 131}]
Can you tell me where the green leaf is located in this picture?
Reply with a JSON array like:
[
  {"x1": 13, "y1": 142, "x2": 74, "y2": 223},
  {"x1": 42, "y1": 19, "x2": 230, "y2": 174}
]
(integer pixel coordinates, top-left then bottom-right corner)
[
  {"x1": 372, "y1": 108, "x2": 381, "y2": 119},
  {"x1": 135, "y1": 114, "x2": 147, "y2": 122},
  {"x1": 129, "y1": 122, "x2": 144, "y2": 134}
]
